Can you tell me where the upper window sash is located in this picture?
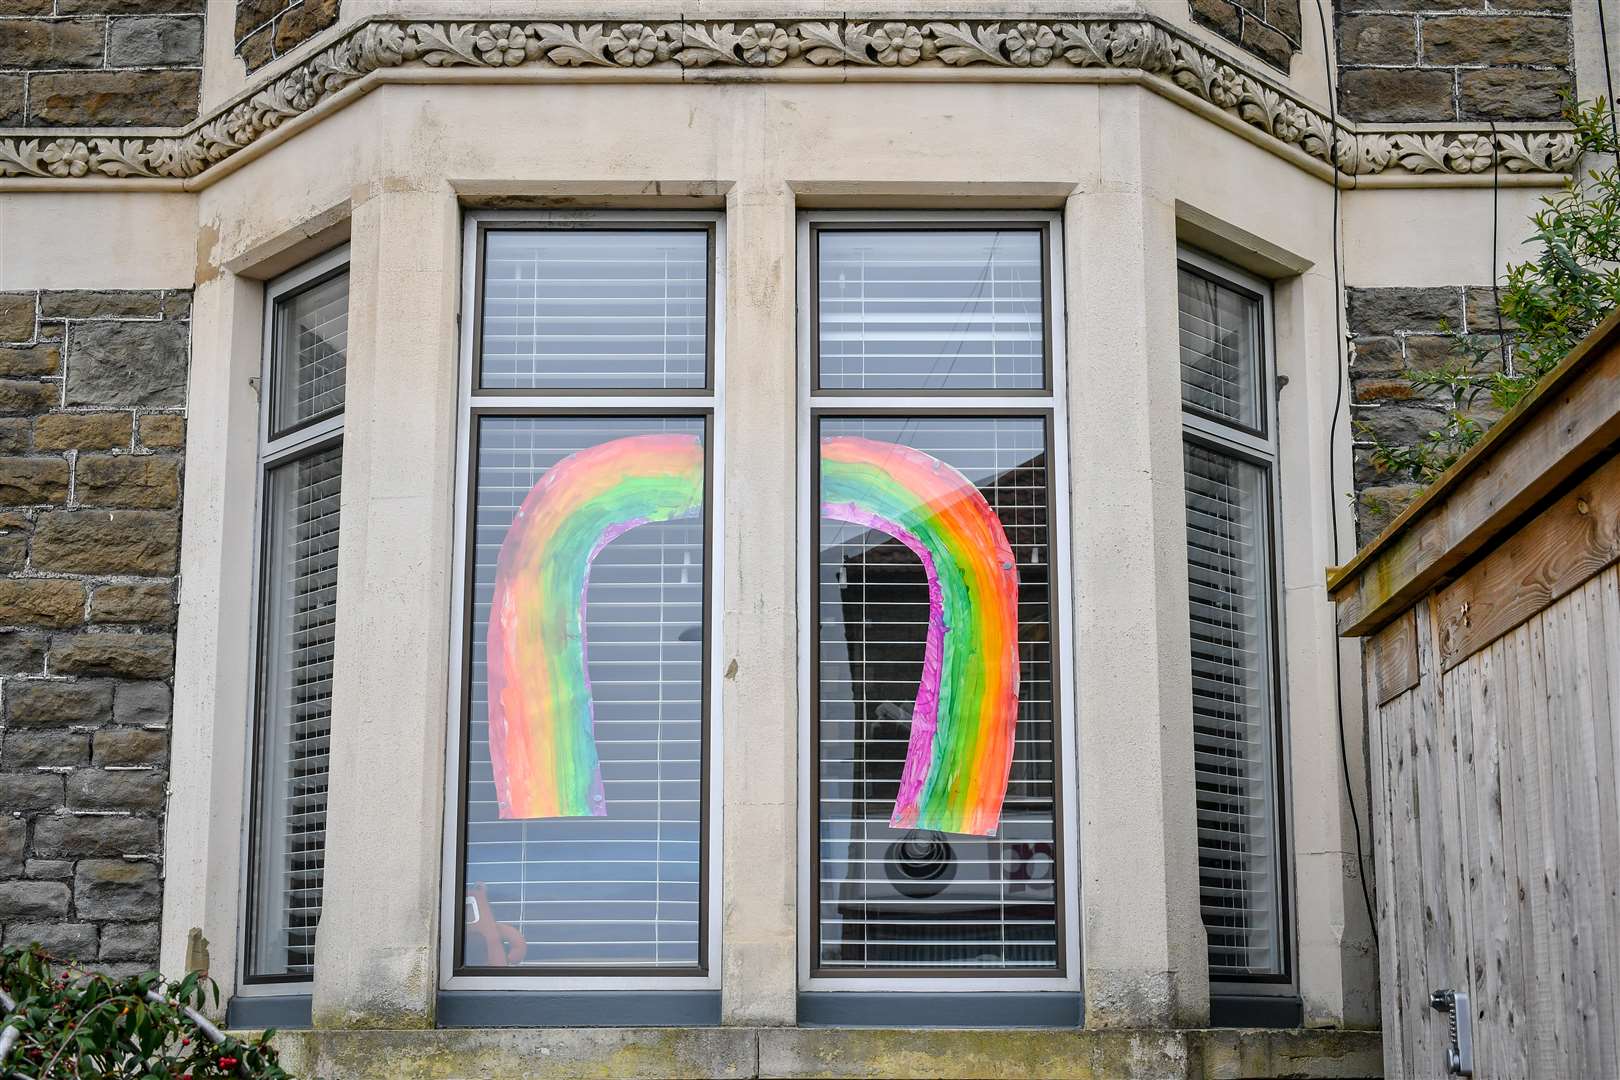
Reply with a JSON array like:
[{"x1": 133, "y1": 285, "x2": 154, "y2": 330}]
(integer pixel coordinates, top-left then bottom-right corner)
[
  {"x1": 473, "y1": 223, "x2": 716, "y2": 395},
  {"x1": 263, "y1": 247, "x2": 351, "y2": 448},
  {"x1": 810, "y1": 223, "x2": 1053, "y2": 396},
  {"x1": 1176, "y1": 255, "x2": 1270, "y2": 444}
]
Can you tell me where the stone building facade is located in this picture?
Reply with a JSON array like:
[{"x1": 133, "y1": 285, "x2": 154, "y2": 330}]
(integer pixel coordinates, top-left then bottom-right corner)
[{"x1": 0, "y1": 1, "x2": 1605, "y2": 1077}]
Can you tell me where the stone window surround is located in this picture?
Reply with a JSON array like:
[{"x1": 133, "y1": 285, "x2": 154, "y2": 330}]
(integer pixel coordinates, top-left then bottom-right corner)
[
  {"x1": 161, "y1": 163, "x2": 1370, "y2": 1032},
  {"x1": 0, "y1": 13, "x2": 1581, "y2": 188}
]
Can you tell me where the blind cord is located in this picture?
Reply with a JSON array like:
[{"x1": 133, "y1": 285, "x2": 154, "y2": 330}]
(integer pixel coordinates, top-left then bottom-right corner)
[{"x1": 1315, "y1": 0, "x2": 1380, "y2": 951}]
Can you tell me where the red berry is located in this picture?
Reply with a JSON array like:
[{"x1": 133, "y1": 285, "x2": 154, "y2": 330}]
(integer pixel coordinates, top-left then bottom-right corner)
[{"x1": 219, "y1": 1057, "x2": 238, "y2": 1069}]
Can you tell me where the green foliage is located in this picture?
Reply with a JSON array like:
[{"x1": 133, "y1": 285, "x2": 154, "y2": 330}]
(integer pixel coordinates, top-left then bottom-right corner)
[
  {"x1": 1360, "y1": 98, "x2": 1620, "y2": 486},
  {"x1": 0, "y1": 945, "x2": 288, "y2": 1079}
]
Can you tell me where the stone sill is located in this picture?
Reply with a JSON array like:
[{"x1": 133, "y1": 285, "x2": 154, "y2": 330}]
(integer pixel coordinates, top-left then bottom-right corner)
[{"x1": 270, "y1": 1025, "x2": 1382, "y2": 1078}]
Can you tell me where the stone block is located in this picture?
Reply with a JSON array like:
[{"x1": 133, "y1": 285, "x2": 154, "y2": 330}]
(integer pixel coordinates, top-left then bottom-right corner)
[
  {"x1": 92, "y1": 728, "x2": 167, "y2": 767},
  {"x1": 1352, "y1": 401, "x2": 1449, "y2": 446},
  {"x1": 24, "y1": 859, "x2": 71, "y2": 880},
  {"x1": 33, "y1": 412, "x2": 133, "y2": 453},
  {"x1": 4, "y1": 729, "x2": 90, "y2": 768},
  {"x1": 0, "y1": 76, "x2": 20, "y2": 126},
  {"x1": 27, "y1": 70, "x2": 200, "y2": 128},
  {"x1": 0, "y1": 772, "x2": 63, "y2": 811},
  {"x1": 0, "y1": 19, "x2": 104, "y2": 70},
  {"x1": 5, "y1": 680, "x2": 113, "y2": 727},
  {"x1": 90, "y1": 582, "x2": 174, "y2": 626},
  {"x1": 1353, "y1": 375, "x2": 1431, "y2": 404},
  {"x1": 236, "y1": 0, "x2": 285, "y2": 40},
  {"x1": 0, "y1": 513, "x2": 30, "y2": 575},
  {"x1": 1239, "y1": 15, "x2": 1293, "y2": 69},
  {"x1": 33, "y1": 510, "x2": 178, "y2": 575},
  {"x1": 1188, "y1": 0, "x2": 1242, "y2": 38},
  {"x1": 49, "y1": 633, "x2": 175, "y2": 680},
  {"x1": 0, "y1": 457, "x2": 68, "y2": 506},
  {"x1": 238, "y1": 24, "x2": 275, "y2": 71},
  {"x1": 0, "y1": 294, "x2": 34, "y2": 343},
  {"x1": 107, "y1": 15, "x2": 204, "y2": 67},
  {"x1": 1466, "y1": 286, "x2": 1516, "y2": 332},
  {"x1": 68, "y1": 769, "x2": 166, "y2": 813},
  {"x1": 273, "y1": 0, "x2": 340, "y2": 55},
  {"x1": 40, "y1": 291, "x2": 164, "y2": 321},
  {"x1": 0, "y1": 881, "x2": 69, "y2": 919},
  {"x1": 1459, "y1": 68, "x2": 1570, "y2": 122},
  {"x1": 113, "y1": 681, "x2": 170, "y2": 728},
  {"x1": 1350, "y1": 335, "x2": 1404, "y2": 374},
  {"x1": 136, "y1": 414, "x2": 183, "y2": 451},
  {"x1": 0, "y1": 818, "x2": 22, "y2": 875},
  {"x1": 1338, "y1": 68, "x2": 1455, "y2": 123},
  {"x1": 32, "y1": 814, "x2": 157, "y2": 858},
  {"x1": 98, "y1": 920, "x2": 159, "y2": 962},
  {"x1": 4, "y1": 921, "x2": 98, "y2": 959},
  {"x1": 160, "y1": 293, "x2": 191, "y2": 320},
  {"x1": 1338, "y1": 15, "x2": 1417, "y2": 65},
  {"x1": 0, "y1": 380, "x2": 58, "y2": 417},
  {"x1": 0, "y1": 578, "x2": 85, "y2": 628},
  {"x1": 75, "y1": 454, "x2": 180, "y2": 510},
  {"x1": 65, "y1": 320, "x2": 188, "y2": 408},
  {"x1": 1421, "y1": 15, "x2": 1570, "y2": 66},
  {"x1": 1347, "y1": 286, "x2": 1464, "y2": 334},
  {"x1": 0, "y1": 421, "x2": 26, "y2": 456},
  {"x1": 0, "y1": 347, "x2": 57, "y2": 377},
  {"x1": 1268, "y1": 0, "x2": 1301, "y2": 43},
  {"x1": 60, "y1": 0, "x2": 205, "y2": 11},
  {"x1": 73, "y1": 859, "x2": 160, "y2": 921},
  {"x1": 0, "y1": 632, "x2": 46, "y2": 675}
]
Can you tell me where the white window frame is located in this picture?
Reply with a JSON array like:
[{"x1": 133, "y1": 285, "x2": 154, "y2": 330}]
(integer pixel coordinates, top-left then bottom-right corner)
[
  {"x1": 238, "y1": 244, "x2": 351, "y2": 993},
  {"x1": 795, "y1": 210, "x2": 1081, "y2": 993},
  {"x1": 1176, "y1": 245, "x2": 1296, "y2": 993},
  {"x1": 440, "y1": 209, "x2": 726, "y2": 992}
]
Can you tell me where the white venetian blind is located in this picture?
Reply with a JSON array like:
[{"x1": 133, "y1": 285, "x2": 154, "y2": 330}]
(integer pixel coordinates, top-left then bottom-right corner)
[
  {"x1": 1178, "y1": 268, "x2": 1261, "y2": 431},
  {"x1": 815, "y1": 416, "x2": 1059, "y2": 971},
  {"x1": 463, "y1": 416, "x2": 706, "y2": 970},
  {"x1": 817, "y1": 230, "x2": 1045, "y2": 391},
  {"x1": 271, "y1": 272, "x2": 348, "y2": 435},
  {"x1": 479, "y1": 230, "x2": 708, "y2": 390},
  {"x1": 251, "y1": 444, "x2": 342, "y2": 978}
]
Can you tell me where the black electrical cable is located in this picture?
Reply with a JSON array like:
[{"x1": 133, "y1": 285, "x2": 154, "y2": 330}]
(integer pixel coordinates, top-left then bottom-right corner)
[
  {"x1": 1490, "y1": 120, "x2": 1507, "y2": 371},
  {"x1": 1316, "y1": 0, "x2": 1379, "y2": 951},
  {"x1": 1600, "y1": 0, "x2": 1620, "y2": 148}
]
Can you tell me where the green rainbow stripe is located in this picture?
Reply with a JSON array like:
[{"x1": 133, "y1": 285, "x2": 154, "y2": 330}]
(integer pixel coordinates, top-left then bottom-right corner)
[
  {"x1": 821, "y1": 435, "x2": 1021, "y2": 837},
  {"x1": 487, "y1": 432, "x2": 703, "y2": 819}
]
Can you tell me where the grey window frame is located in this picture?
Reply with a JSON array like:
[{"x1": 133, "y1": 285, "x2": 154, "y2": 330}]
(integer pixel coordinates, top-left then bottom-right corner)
[
  {"x1": 1176, "y1": 246, "x2": 1294, "y2": 992},
  {"x1": 240, "y1": 244, "x2": 351, "y2": 989}
]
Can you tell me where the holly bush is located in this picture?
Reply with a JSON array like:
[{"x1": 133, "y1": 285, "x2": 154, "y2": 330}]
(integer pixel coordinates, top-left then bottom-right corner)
[{"x1": 0, "y1": 945, "x2": 288, "y2": 1079}]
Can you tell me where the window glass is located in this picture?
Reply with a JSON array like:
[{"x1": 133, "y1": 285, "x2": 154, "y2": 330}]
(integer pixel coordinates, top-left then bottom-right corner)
[
  {"x1": 817, "y1": 230, "x2": 1045, "y2": 391},
  {"x1": 460, "y1": 416, "x2": 707, "y2": 970},
  {"x1": 480, "y1": 229, "x2": 708, "y2": 390},
  {"x1": 270, "y1": 272, "x2": 348, "y2": 435},
  {"x1": 249, "y1": 444, "x2": 341, "y2": 979},
  {"x1": 814, "y1": 415, "x2": 1059, "y2": 971},
  {"x1": 1182, "y1": 443, "x2": 1282, "y2": 978},
  {"x1": 1178, "y1": 268, "x2": 1262, "y2": 431}
]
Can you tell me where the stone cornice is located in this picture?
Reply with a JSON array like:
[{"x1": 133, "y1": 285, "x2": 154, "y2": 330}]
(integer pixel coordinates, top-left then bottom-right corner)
[{"x1": 0, "y1": 15, "x2": 1580, "y2": 186}]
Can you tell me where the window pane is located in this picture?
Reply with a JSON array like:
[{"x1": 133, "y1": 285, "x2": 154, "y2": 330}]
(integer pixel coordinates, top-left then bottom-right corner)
[
  {"x1": 815, "y1": 416, "x2": 1059, "y2": 971},
  {"x1": 271, "y1": 272, "x2": 348, "y2": 434},
  {"x1": 1178, "y1": 268, "x2": 1262, "y2": 430},
  {"x1": 249, "y1": 445, "x2": 342, "y2": 979},
  {"x1": 817, "y1": 230, "x2": 1045, "y2": 391},
  {"x1": 462, "y1": 416, "x2": 707, "y2": 970},
  {"x1": 1182, "y1": 442, "x2": 1283, "y2": 978},
  {"x1": 480, "y1": 230, "x2": 708, "y2": 390}
]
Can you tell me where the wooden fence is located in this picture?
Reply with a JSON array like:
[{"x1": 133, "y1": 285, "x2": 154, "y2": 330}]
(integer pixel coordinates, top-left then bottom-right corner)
[{"x1": 1330, "y1": 310, "x2": 1620, "y2": 1078}]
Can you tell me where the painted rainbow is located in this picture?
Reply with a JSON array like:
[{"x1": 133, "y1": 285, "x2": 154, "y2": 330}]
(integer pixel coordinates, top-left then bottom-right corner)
[
  {"x1": 821, "y1": 435, "x2": 1021, "y2": 837},
  {"x1": 486, "y1": 431, "x2": 704, "y2": 820}
]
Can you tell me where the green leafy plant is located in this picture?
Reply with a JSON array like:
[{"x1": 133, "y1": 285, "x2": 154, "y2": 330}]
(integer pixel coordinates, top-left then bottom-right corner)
[
  {"x1": 1360, "y1": 98, "x2": 1620, "y2": 486},
  {"x1": 0, "y1": 945, "x2": 288, "y2": 1079}
]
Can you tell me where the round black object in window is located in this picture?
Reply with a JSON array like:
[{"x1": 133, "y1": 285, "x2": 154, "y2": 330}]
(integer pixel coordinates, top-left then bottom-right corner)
[{"x1": 884, "y1": 830, "x2": 957, "y2": 898}]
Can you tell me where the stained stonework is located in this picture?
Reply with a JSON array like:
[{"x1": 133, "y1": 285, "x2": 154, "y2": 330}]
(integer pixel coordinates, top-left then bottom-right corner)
[
  {"x1": 0, "y1": 289, "x2": 187, "y2": 976},
  {"x1": 235, "y1": 0, "x2": 340, "y2": 74},
  {"x1": 0, "y1": 4, "x2": 204, "y2": 128},
  {"x1": 1189, "y1": 0, "x2": 1302, "y2": 72},
  {"x1": 1336, "y1": 2, "x2": 1573, "y2": 123},
  {"x1": 1347, "y1": 284, "x2": 1507, "y2": 543}
]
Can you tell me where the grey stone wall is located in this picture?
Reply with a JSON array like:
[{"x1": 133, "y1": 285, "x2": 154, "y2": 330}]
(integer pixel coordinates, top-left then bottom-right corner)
[
  {"x1": 1336, "y1": 1, "x2": 1574, "y2": 123},
  {"x1": 0, "y1": 3, "x2": 204, "y2": 128},
  {"x1": 0, "y1": 290, "x2": 187, "y2": 976},
  {"x1": 235, "y1": 0, "x2": 339, "y2": 73},
  {"x1": 1189, "y1": 0, "x2": 1302, "y2": 72},
  {"x1": 1348, "y1": 284, "x2": 1505, "y2": 543}
]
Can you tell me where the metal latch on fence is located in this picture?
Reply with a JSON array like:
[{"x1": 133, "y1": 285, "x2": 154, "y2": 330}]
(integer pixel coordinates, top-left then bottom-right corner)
[{"x1": 1430, "y1": 987, "x2": 1475, "y2": 1076}]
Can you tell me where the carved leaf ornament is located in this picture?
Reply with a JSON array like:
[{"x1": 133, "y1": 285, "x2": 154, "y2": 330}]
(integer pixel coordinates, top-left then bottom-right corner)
[{"x1": 0, "y1": 17, "x2": 1579, "y2": 182}]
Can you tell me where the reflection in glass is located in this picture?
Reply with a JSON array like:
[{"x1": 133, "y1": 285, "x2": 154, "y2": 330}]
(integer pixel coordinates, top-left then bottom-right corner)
[
  {"x1": 462, "y1": 416, "x2": 706, "y2": 970},
  {"x1": 270, "y1": 272, "x2": 347, "y2": 435},
  {"x1": 816, "y1": 416, "x2": 1058, "y2": 970}
]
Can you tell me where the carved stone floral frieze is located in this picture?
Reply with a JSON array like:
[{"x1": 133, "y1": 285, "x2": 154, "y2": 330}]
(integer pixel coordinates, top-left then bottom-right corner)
[{"x1": 0, "y1": 16, "x2": 1581, "y2": 182}]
